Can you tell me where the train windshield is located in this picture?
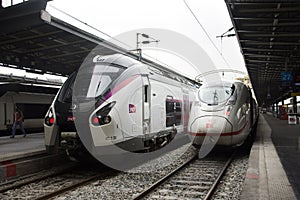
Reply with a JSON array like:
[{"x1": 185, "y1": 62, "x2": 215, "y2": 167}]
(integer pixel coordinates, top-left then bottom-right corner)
[
  {"x1": 57, "y1": 64, "x2": 125, "y2": 103},
  {"x1": 73, "y1": 64, "x2": 125, "y2": 99},
  {"x1": 199, "y1": 85, "x2": 235, "y2": 105},
  {"x1": 57, "y1": 72, "x2": 76, "y2": 103}
]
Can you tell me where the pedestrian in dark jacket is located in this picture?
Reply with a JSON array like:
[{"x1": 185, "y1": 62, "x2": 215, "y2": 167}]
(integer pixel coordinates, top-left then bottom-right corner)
[{"x1": 10, "y1": 108, "x2": 26, "y2": 138}]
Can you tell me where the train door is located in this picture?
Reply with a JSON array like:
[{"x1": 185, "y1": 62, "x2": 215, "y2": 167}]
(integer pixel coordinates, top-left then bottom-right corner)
[
  {"x1": 142, "y1": 76, "x2": 150, "y2": 135},
  {"x1": 149, "y1": 80, "x2": 165, "y2": 134}
]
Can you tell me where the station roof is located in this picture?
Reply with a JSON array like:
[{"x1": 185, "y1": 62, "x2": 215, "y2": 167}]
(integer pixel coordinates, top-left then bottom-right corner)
[
  {"x1": 0, "y1": 0, "x2": 124, "y2": 76},
  {"x1": 0, "y1": 0, "x2": 199, "y2": 86},
  {"x1": 0, "y1": 73, "x2": 63, "y2": 86},
  {"x1": 225, "y1": 0, "x2": 300, "y2": 105},
  {"x1": 0, "y1": 83, "x2": 59, "y2": 98}
]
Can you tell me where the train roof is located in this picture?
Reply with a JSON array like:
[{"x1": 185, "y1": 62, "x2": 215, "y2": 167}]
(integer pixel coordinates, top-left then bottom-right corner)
[
  {"x1": 92, "y1": 54, "x2": 139, "y2": 67},
  {"x1": 89, "y1": 53, "x2": 201, "y2": 88}
]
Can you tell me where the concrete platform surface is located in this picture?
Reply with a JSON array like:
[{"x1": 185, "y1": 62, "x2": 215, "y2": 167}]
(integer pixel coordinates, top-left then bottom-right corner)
[
  {"x1": 264, "y1": 114, "x2": 300, "y2": 199},
  {"x1": 0, "y1": 133, "x2": 46, "y2": 162},
  {"x1": 241, "y1": 114, "x2": 298, "y2": 200}
]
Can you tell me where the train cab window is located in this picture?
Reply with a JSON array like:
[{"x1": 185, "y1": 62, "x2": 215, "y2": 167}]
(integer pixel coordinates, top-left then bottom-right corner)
[
  {"x1": 85, "y1": 64, "x2": 125, "y2": 98},
  {"x1": 58, "y1": 72, "x2": 76, "y2": 103},
  {"x1": 73, "y1": 64, "x2": 125, "y2": 99},
  {"x1": 199, "y1": 85, "x2": 235, "y2": 106}
]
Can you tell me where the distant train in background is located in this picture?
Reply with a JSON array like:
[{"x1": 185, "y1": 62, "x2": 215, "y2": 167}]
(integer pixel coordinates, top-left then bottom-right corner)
[
  {"x1": 189, "y1": 81, "x2": 258, "y2": 147},
  {"x1": 0, "y1": 83, "x2": 59, "y2": 134}
]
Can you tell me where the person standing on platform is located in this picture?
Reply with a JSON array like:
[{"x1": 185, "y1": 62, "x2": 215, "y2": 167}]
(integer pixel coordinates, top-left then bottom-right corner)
[{"x1": 10, "y1": 108, "x2": 26, "y2": 138}]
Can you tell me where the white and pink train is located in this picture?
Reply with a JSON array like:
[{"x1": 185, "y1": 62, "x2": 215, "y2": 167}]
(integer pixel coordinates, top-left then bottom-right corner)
[{"x1": 44, "y1": 54, "x2": 199, "y2": 155}]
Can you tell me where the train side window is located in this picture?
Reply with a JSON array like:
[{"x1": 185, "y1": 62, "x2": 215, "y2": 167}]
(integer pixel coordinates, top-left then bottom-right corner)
[
  {"x1": 175, "y1": 102, "x2": 182, "y2": 125},
  {"x1": 166, "y1": 96, "x2": 174, "y2": 113},
  {"x1": 166, "y1": 96, "x2": 175, "y2": 127},
  {"x1": 16, "y1": 103, "x2": 51, "y2": 119}
]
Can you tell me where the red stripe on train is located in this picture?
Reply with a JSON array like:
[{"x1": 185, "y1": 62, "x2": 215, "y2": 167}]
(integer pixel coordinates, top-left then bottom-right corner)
[{"x1": 188, "y1": 121, "x2": 248, "y2": 136}]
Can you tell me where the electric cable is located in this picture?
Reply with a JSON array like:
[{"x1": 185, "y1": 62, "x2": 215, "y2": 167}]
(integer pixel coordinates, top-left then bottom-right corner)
[{"x1": 183, "y1": 0, "x2": 231, "y2": 68}]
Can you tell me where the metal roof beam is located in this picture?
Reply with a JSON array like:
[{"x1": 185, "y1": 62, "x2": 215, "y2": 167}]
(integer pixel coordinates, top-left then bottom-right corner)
[
  {"x1": 22, "y1": 40, "x2": 86, "y2": 54},
  {"x1": 238, "y1": 6, "x2": 300, "y2": 13},
  {"x1": 240, "y1": 40, "x2": 299, "y2": 45},
  {"x1": 46, "y1": 49, "x2": 89, "y2": 59},
  {"x1": 246, "y1": 59, "x2": 300, "y2": 63},
  {"x1": 244, "y1": 53, "x2": 288, "y2": 58},
  {"x1": 240, "y1": 33, "x2": 300, "y2": 37},
  {"x1": 0, "y1": 30, "x2": 61, "y2": 46},
  {"x1": 241, "y1": 22, "x2": 300, "y2": 27},
  {"x1": 227, "y1": 2, "x2": 282, "y2": 6},
  {"x1": 234, "y1": 17, "x2": 300, "y2": 21},
  {"x1": 242, "y1": 47, "x2": 291, "y2": 52}
]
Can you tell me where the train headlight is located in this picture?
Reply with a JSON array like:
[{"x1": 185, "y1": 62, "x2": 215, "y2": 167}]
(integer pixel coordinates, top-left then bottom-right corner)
[
  {"x1": 45, "y1": 109, "x2": 55, "y2": 126},
  {"x1": 103, "y1": 116, "x2": 112, "y2": 124},
  {"x1": 92, "y1": 101, "x2": 116, "y2": 126},
  {"x1": 92, "y1": 115, "x2": 112, "y2": 126}
]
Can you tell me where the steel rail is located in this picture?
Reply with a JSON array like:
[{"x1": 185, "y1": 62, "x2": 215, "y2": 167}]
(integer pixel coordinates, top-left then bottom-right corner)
[
  {"x1": 133, "y1": 155, "x2": 197, "y2": 200},
  {"x1": 203, "y1": 152, "x2": 235, "y2": 200},
  {"x1": 133, "y1": 151, "x2": 236, "y2": 200},
  {"x1": 35, "y1": 169, "x2": 117, "y2": 200},
  {"x1": 0, "y1": 162, "x2": 78, "y2": 193}
]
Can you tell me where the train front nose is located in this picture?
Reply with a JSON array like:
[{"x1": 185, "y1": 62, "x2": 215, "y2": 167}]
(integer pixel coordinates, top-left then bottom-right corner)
[{"x1": 189, "y1": 116, "x2": 233, "y2": 146}]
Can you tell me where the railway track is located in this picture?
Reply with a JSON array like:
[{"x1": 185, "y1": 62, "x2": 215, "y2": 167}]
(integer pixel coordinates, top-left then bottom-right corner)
[
  {"x1": 35, "y1": 168, "x2": 117, "y2": 200},
  {"x1": 133, "y1": 151, "x2": 235, "y2": 200},
  {"x1": 0, "y1": 162, "x2": 78, "y2": 193},
  {"x1": 0, "y1": 164, "x2": 117, "y2": 200},
  {"x1": 0, "y1": 146, "x2": 240, "y2": 199}
]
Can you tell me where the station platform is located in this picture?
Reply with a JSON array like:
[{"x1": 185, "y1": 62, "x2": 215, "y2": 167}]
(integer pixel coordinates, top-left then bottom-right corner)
[
  {"x1": 241, "y1": 114, "x2": 299, "y2": 200},
  {"x1": 0, "y1": 133, "x2": 46, "y2": 162},
  {"x1": 0, "y1": 132, "x2": 71, "y2": 182}
]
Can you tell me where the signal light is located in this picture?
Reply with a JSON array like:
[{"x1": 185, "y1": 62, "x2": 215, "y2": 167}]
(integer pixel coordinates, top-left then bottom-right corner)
[
  {"x1": 49, "y1": 117, "x2": 54, "y2": 124},
  {"x1": 91, "y1": 101, "x2": 116, "y2": 126},
  {"x1": 93, "y1": 117, "x2": 99, "y2": 125},
  {"x1": 45, "y1": 109, "x2": 55, "y2": 126},
  {"x1": 92, "y1": 115, "x2": 112, "y2": 126}
]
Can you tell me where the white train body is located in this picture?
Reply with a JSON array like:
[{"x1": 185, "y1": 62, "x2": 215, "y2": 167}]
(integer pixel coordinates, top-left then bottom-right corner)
[
  {"x1": 44, "y1": 54, "x2": 199, "y2": 154},
  {"x1": 189, "y1": 81, "x2": 258, "y2": 146},
  {"x1": 0, "y1": 84, "x2": 57, "y2": 132}
]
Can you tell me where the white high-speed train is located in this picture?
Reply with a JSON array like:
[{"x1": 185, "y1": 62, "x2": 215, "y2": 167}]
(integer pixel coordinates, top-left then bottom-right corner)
[
  {"x1": 188, "y1": 81, "x2": 258, "y2": 147},
  {"x1": 44, "y1": 54, "x2": 200, "y2": 156}
]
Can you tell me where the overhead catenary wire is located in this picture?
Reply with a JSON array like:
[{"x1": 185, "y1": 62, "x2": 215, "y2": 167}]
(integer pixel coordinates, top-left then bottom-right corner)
[
  {"x1": 183, "y1": 0, "x2": 231, "y2": 68},
  {"x1": 48, "y1": 4, "x2": 199, "y2": 79}
]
